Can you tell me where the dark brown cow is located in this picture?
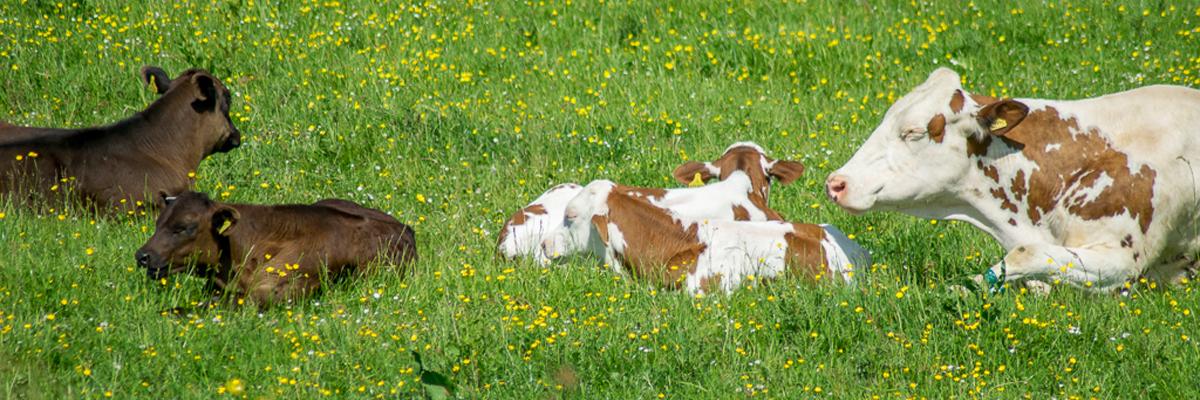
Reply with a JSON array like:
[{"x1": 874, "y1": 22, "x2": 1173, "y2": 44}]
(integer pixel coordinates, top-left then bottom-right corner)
[
  {"x1": 0, "y1": 66, "x2": 241, "y2": 213},
  {"x1": 134, "y1": 191, "x2": 417, "y2": 308}
]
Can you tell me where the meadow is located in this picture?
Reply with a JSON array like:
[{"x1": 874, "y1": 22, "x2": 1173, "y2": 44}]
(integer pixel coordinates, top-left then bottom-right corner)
[{"x1": 1, "y1": 0, "x2": 1199, "y2": 398}]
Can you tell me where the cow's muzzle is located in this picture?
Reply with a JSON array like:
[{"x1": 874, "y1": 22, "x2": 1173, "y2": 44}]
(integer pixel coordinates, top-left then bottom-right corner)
[
  {"x1": 215, "y1": 130, "x2": 242, "y2": 153},
  {"x1": 135, "y1": 249, "x2": 169, "y2": 280}
]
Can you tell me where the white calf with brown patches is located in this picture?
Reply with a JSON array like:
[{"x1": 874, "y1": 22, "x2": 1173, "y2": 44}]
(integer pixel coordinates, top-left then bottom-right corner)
[
  {"x1": 827, "y1": 67, "x2": 1200, "y2": 291},
  {"x1": 501, "y1": 142, "x2": 805, "y2": 262},
  {"x1": 497, "y1": 183, "x2": 583, "y2": 264},
  {"x1": 544, "y1": 180, "x2": 868, "y2": 293}
]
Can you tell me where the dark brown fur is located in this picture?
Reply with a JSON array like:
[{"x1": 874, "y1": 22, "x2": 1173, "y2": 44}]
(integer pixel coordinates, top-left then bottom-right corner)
[
  {"x1": 0, "y1": 66, "x2": 241, "y2": 213},
  {"x1": 135, "y1": 191, "x2": 416, "y2": 308}
]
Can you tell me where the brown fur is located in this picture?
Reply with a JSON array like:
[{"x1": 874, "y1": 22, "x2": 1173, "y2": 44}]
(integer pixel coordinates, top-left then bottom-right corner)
[
  {"x1": 671, "y1": 144, "x2": 805, "y2": 220},
  {"x1": 732, "y1": 205, "x2": 751, "y2": 220},
  {"x1": 949, "y1": 90, "x2": 966, "y2": 114},
  {"x1": 135, "y1": 192, "x2": 416, "y2": 308},
  {"x1": 927, "y1": 113, "x2": 947, "y2": 143},
  {"x1": 0, "y1": 67, "x2": 241, "y2": 213},
  {"x1": 593, "y1": 190, "x2": 705, "y2": 289},
  {"x1": 980, "y1": 106, "x2": 1157, "y2": 232},
  {"x1": 784, "y1": 224, "x2": 829, "y2": 279},
  {"x1": 595, "y1": 187, "x2": 832, "y2": 291}
]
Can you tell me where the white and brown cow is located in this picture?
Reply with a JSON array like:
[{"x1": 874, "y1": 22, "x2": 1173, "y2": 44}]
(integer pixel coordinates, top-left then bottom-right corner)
[
  {"x1": 498, "y1": 142, "x2": 805, "y2": 263},
  {"x1": 827, "y1": 67, "x2": 1200, "y2": 291},
  {"x1": 542, "y1": 180, "x2": 869, "y2": 293}
]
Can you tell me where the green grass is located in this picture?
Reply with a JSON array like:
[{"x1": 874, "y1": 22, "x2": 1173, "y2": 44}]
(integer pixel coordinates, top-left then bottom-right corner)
[{"x1": 2, "y1": 0, "x2": 1199, "y2": 398}]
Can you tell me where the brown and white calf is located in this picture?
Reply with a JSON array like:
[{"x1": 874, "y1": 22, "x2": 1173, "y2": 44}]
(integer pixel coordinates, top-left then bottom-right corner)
[
  {"x1": 498, "y1": 142, "x2": 805, "y2": 263},
  {"x1": 135, "y1": 191, "x2": 417, "y2": 308},
  {"x1": 542, "y1": 180, "x2": 869, "y2": 293},
  {"x1": 1, "y1": 66, "x2": 241, "y2": 213},
  {"x1": 827, "y1": 67, "x2": 1200, "y2": 291}
]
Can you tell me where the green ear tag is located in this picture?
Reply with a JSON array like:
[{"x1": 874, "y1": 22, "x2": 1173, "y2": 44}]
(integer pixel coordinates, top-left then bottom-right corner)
[
  {"x1": 689, "y1": 172, "x2": 705, "y2": 187},
  {"x1": 218, "y1": 220, "x2": 232, "y2": 235}
]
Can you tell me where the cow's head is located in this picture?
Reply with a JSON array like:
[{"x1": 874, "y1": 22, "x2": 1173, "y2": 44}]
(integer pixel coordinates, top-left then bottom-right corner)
[
  {"x1": 826, "y1": 68, "x2": 1026, "y2": 214},
  {"x1": 541, "y1": 180, "x2": 617, "y2": 261},
  {"x1": 672, "y1": 142, "x2": 805, "y2": 197},
  {"x1": 135, "y1": 191, "x2": 239, "y2": 280},
  {"x1": 140, "y1": 66, "x2": 242, "y2": 155}
]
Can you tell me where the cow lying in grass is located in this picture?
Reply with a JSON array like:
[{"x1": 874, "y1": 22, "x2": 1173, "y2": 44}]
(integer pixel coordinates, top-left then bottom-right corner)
[
  {"x1": 498, "y1": 142, "x2": 805, "y2": 263},
  {"x1": 134, "y1": 191, "x2": 417, "y2": 309},
  {"x1": 542, "y1": 180, "x2": 869, "y2": 293},
  {"x1": 827, "y1": 68, "x2": 1200, "y2": 291},
  {"x1": 0, "y1": 66, "x2": 241, "y2": 213}
]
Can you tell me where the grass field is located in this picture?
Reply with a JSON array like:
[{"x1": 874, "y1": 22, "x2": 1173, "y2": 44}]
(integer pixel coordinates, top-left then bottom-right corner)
[{"x1": 2, "y1": 0, "x2": 1199, "y2": 398}]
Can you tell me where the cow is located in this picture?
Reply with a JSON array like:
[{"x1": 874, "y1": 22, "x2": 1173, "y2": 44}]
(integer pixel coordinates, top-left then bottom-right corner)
[
  {"x1": 498, "y1": 142, "x2": 806, "y2": 263},
  {"x1": 134, "y1": 191, "x2": 417, "y2": 308},
  {"x1": 0, "y1": 66, "x2": 241, "y2": 213},
  {"x1": 826, "y1": 67, "x2": 1200, "y2": 291},
  {"x1": 541, "y1": 180, "x2": 869, "y2": 293}
]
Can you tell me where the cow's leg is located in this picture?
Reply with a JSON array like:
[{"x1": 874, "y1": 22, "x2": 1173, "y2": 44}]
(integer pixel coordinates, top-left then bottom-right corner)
[{"x1": 987, "y1": 243, "x2": 1141, "y2": 291}]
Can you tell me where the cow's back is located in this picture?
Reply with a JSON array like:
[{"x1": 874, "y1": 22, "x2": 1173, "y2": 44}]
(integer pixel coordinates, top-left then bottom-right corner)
[{"x1": 310, "y1": 200, "x2": 417, "y2": 266}]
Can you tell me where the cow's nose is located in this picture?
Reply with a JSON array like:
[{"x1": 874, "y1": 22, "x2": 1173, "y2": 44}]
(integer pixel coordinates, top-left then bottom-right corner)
[
  {"x1": 826, "y1": 175, "x2": 848, "y2": 201},
  {"x1": 135, "y1": 251, "x2": 152, "y2": 268}
]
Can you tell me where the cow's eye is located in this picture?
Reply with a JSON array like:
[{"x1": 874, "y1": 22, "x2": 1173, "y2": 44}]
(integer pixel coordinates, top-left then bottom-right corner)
[{"x1": 901, "y1": 127, "x2": 926, "y2": 141}]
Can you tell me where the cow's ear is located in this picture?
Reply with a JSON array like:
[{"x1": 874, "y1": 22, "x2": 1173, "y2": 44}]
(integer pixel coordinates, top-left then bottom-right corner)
[
  {"x1": 140, "y1": 66, "x2": 171, "y2": 95},
  {"x1": 190, "y1": 73, "x2": 218, "y2": 112},
  {"x1": 672, "y1": 161, "x2": 717, "y2": 185},
  {"x1": 768, "y1": 160, "x2": 805, "y2": 185},
  {"x1": 211, "y1": 206, "x2": 239, "y2": 236},
  {"x1": 976, "y1": 99, "x2": 1029, "y2": 137},
  {"x1": 590, "y1": 215, "x2": 610, "y2": 244}
]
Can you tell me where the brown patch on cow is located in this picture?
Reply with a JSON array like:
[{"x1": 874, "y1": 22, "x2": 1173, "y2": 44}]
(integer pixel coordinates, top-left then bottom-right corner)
[
  {"x1": 949, "y1": 90, "x2": 966, "y2": 114},
  {"x1": 1010, "y1": 170, "x2": 1028, "y2": 201},
  {"x1": 783, "y1": 224, "x2": 828, "y2": 280},
  {"x1": 597, "y1": 191, "x2": 707, "y2": 289},
  {"x1": 591, "y1": 215, "x2": 611, "y2": 243},
  {"x1": 990, "y1": 187, "x2": 1018, "y2": 213},
  {"x1": 927, "y1": 113, "x2": 947, "y2": 143},
  {"x1": 1001, "y1": 107, "x2": 1157, "y2": 232},
  {"x1": 618, "y1": 186, "x2": 667, "y2": 201},
  {"x1": 496, "y1": 204, "x2": 548, "y2": 253},
  {"x1": 1133, "y1": 252, "x2": 1140, "y2": 261},
  {"x1": 981, "y1": 164, "x2": 1000, "y2": 183},
  {"x1": 1007, "y1": 218, "x2": 1017, "y2": 226},
  {"x1": 699, "y1": 273, "x2": 724, "y2": 293},
  {"x1": 967, "y1": 135, "x2": 993, "y2": 157},
  {"x1": 708, "y1": 145, "x2": 792, "y2": 219},
  {"x1": 507, "y1": 204, "x2": 546, "y2": 226},
  {"x1": 1121, "y1": 235, "x2": 1133, "y2": 248},
  {"x1": 732, "y1": 205, "x2": 751, "y2": 221}
]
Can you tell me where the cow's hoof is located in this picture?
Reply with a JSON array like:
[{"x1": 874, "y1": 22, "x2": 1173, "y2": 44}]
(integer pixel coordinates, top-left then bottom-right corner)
[{"x1": 1022, "y1": 280, "x2": 1052, "y2": 295}]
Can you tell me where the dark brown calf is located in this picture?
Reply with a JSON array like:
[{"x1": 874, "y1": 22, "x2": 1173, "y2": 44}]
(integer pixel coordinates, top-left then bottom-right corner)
[
  {"x1": 134, "y1": 191, "x2": 417, "y2": 308},
  {"x1": 0, "y1": 66, "x2": 241, "y2": 213}
]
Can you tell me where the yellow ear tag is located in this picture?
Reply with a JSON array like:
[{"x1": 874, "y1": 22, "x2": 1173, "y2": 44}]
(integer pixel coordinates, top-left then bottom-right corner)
[
  {"x1": 218, "y1": 220, "x2": 232, "y2": 235},
  {"x1": 989, "y1": 118, "x2": 1008, "y2": 131},
  {"x1": 689, "y1": 172, "x2": 705, "y2": 187},
  {"x1": 149, "y1": 75, "x2": 159, "y2": 93}
]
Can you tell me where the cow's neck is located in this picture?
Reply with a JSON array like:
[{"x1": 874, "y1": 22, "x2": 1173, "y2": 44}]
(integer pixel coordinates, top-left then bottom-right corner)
[
  {"x1": 141, "y1": 100, "x2": 209, "y2": 167},
  {"x1": 946, "y1": 139, "x2": 1044, "y2": 250}
]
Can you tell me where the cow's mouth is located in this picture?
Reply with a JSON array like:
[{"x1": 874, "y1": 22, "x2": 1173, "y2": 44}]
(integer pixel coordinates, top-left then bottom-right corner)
[{"x1": 214, "y1": 130, "x2": 242, "y2": 153}]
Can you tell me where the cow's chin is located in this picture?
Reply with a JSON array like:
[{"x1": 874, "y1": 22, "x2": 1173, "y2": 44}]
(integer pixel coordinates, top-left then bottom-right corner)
[{"x1": 833, "y1": 195, "x2": 876, "y2": 215}]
